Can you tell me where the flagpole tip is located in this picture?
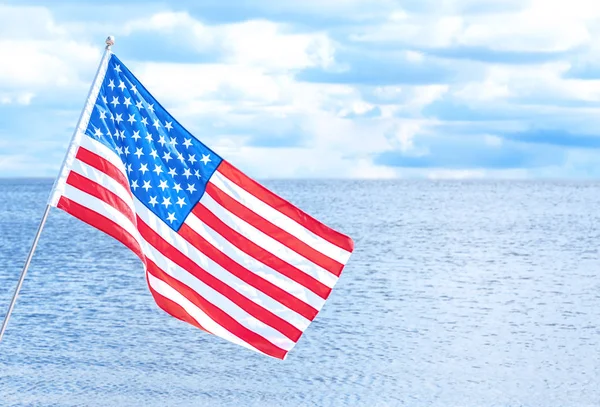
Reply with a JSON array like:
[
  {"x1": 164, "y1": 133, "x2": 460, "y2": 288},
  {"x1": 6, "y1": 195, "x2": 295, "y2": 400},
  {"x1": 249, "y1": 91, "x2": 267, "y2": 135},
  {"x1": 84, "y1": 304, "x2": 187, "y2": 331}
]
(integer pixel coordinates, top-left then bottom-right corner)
[{"x1": 105, "y1": 36, "x2": 115, "y2": 50}]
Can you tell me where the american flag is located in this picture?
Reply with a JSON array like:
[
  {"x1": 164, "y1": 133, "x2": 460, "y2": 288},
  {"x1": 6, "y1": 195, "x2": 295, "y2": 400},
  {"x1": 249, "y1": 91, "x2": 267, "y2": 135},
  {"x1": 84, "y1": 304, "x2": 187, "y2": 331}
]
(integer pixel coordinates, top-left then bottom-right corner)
[{"x1": 48, "y1": 51, "x2": 354, "y2": 359}]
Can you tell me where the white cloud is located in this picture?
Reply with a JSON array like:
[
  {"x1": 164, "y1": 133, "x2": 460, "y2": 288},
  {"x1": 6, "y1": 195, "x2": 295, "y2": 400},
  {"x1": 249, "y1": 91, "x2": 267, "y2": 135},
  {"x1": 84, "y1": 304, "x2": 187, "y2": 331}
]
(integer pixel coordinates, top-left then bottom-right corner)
[
  {"x1": 0, "y1": 92, "x2": 34, "y2": 105},
  {"x1": 352, "y1": 0, "x2": 600, "y2": 53},
  {"x1": 0, "y1": 40, "x2": 100, "y2": 89},
  {"x1": 213, "y1": 144, "x2": 398, "y2": 179},
  {"x1": 450, "y1": 61, "x2": 600, "y2": 109},
  {"x1": 0, "y1": 4, "x2": 66, "y2": 39},
  {"x1": 0, "y1": 5, "x2": 101, "y2": 99},
  {"x1": 484, "y1": 134, "x2": 503, "y2": 147},
  {"x1": 2, "y1": 1, "x2": 600, "y2": 179},
  {"x1": 124, "y1": 12, "x2": 336, "y2": 71}
]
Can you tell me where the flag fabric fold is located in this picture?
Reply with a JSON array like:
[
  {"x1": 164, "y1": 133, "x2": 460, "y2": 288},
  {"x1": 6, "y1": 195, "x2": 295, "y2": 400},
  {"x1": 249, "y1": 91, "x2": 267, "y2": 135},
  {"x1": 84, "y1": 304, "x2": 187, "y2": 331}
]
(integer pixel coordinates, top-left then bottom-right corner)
[{"x1": 48, "y1": 51, "x2": 354, "y2": 359}]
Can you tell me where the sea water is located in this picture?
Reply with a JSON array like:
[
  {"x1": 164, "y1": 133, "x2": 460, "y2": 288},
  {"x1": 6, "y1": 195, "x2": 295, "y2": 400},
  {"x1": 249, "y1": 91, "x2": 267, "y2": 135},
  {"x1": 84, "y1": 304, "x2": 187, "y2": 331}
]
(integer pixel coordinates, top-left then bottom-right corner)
[{"x1": 1, "y1": 179, "x2": 599, "y2": 406}]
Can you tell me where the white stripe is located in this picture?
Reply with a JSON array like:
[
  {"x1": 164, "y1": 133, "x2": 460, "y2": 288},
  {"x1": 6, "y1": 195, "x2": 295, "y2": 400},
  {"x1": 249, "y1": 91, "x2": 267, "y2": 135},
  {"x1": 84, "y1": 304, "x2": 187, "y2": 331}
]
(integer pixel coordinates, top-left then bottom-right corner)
[
  {"x1": 61, "y1": 183, "x2": 298, "y2": 348},
  {"x1": 70, "y1": 159, "x2": 135, "y2": 216},
  {"x1": 147, "y1": 272, "x2": 263, "y2": 355},
  {"x1": 78, "y1": 135, "x2": 128, "y2": 175},
  {"x1": 211, "y1": 171, "x2": 352, "y2": 264},
  {"x1": 49, "y1": 49, "x2": 112, "y2": 207},
  {"x1": 61, "y1": 184, "x2": 142, "y2": 245},
  {"x1": 199, "y1": 192, "x2": 338, "y2": 288},
  {"x1": 185, "y1": 213, "x2": 326, "y2": 312},
  {"x1": 143, "y1": 241, "x2": 296, "y2": 350},
  {"x1": 134, "y1": 197, "x2": 311, "y2": 333}
]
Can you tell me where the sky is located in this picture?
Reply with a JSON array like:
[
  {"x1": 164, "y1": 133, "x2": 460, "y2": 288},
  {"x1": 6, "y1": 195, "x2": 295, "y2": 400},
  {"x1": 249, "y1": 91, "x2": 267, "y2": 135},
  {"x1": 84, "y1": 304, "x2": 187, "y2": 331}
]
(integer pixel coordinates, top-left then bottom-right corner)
[{"x1": 1, "y1": 0, "x2": 600, "y2": 179}]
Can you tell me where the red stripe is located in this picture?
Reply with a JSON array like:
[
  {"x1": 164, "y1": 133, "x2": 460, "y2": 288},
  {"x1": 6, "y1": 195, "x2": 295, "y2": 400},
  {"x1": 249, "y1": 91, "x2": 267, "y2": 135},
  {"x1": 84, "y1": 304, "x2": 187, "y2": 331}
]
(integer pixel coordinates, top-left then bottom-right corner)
[
  {"x1": 179, "y1": 223, "x2": 318, "y2": 321},
  {"x1": 66, "y1": 171, "x2": 136, "y2": 225},
  {"x1": 137, "y1": 217, "x2": 302, "y2": 343},
  {"x1": 193, "y1": 204, "x2": 332, "y2": 300},
  {"x1": 145, "y1": 272, "x2": 210, "y2": 333},
  {"x1": 205, "y1": 182, "x2": 344, "y2": 277},
  {"x1": 146, "y1": 259, "x2": 287, "y2": 360},
  {"x1": 75, "y1": 147, "x2": 131, "y2": 197},
  {"x1": 56, "y1": 196, "x2": 144, "y2": 262},
  {"x1": 217, "y1": 160, "x2": 354, "y2": 253}
]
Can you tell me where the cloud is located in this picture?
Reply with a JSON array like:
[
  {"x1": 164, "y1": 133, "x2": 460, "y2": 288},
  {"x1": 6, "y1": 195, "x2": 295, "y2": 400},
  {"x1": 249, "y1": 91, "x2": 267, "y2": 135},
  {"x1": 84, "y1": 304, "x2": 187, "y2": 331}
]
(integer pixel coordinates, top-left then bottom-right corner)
[
  {"x1": 375, "y1": 135, "x2": 566, "y2": 170},
  {"x1": 351, "y1": 0, "x2": 597, "y2": 53},
  {"x1": 2, "y1": 0, "x2": 600, "y2": 179},
  {"x1": 297, "y1": 48, "x2": 458, "y2": 86},
  {"x1": 119, "y1": 12, "x2": 336, "y2": 71}
]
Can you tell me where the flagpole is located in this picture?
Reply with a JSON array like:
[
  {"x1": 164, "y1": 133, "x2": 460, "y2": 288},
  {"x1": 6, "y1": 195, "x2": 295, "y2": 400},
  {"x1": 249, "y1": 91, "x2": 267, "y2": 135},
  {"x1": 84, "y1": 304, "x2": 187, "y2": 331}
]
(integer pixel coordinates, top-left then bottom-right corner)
[
  {"x1": 0, "y1": 205, "x2": 51, "y2": 342},
  {"x1": 0, "y1": 36, "x2": 115, "y2": 344}
]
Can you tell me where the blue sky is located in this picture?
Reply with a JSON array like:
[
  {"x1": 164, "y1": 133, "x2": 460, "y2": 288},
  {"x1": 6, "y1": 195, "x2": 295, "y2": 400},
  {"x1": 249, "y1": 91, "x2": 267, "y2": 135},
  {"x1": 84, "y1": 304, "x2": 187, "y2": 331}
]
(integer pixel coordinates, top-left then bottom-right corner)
[{"x1": 1, "y1": 0, "x2": 600, "y2": 179}]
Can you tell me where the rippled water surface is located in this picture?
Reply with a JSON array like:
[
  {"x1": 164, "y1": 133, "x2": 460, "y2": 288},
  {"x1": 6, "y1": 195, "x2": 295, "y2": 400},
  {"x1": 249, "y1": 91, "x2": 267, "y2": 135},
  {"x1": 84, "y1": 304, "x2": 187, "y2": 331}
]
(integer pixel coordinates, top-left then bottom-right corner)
[{"x1": 1, "y1": 179, "x2": 600, "y2": 406}]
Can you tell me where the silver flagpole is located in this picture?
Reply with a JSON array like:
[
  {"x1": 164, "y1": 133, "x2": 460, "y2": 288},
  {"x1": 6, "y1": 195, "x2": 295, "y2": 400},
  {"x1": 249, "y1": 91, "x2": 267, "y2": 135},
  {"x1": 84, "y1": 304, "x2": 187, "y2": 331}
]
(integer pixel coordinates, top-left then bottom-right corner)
[
  {"x1": 0, "y1": 36, "x2": 115, "y2": 344},
  {"x1": 0, "y1": 205, "x2": 51, "y2": 342}
]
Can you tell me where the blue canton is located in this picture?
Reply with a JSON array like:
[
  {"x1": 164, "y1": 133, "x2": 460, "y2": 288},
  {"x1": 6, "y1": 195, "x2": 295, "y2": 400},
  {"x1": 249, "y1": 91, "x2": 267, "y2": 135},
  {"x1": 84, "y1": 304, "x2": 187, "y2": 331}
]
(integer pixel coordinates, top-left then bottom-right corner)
[{"x1": 85, "y1": 54, "x2": 222, "y2": 231}]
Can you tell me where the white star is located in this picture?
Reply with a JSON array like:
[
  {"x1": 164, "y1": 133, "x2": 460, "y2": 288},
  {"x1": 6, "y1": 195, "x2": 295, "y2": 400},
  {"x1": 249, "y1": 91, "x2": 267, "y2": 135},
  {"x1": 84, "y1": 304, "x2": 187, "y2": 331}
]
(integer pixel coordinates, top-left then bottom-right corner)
[
  {"x1": 123, "y1": 146, "x2": 130, "y2": 156},
  {"x1": 136, "y1": 100, "x2": 144, "y2": 110},
  {"x1": 153, "y1": 119, "x2": 160, "y2": 130},
  {"x1": 106, "y1": 129, "x2": 112, "y2": 138},
  {"x1": 127, "y1": 114, "x2": 136, "y2": 125},
  {"x1": 168, "y1": 167, "x2": 177, "y2": 177},
  {"x1": 101, "y1": 95, "x2": 108, "y2": 104},
  {"x1": 132, "y1": 131, "x2": 141, "y2": 141},
  {"x1": 182, "y1": 168, "x2": 192, "y2": 178},
  {"x1": 119, "y1": 130, "x2": 126, "y2": 140},
  {"x1": 188, "y1": 154, "x2": 197, "y2": 164},
  {"x1": 162, "y1": 151, "x2": 172, "y2": 162},
  {"x1": 127, "y1": 163, "x2": 133, "y2": 174},
  {"x1": 108, "y1": 80, "x2": 115, "y2": 90},
  {"x1": 134, "y1": 147, "x2": 144, "y2": 159},
  {"x1": 150, "y1": 149, "x2": 158, "y2": 159},
  {"x1": 166, "y1": 212, "x2": 177, "y2": 223},
  {"x1": 183, "y1": 138, "x2": 192, "y2": 148},
  {"x1": 118, "y1": 81, "x2": 126, "y2": 91},
  {"x1": 149, "y1": 196, "x2": 158, "y2": 206},
  {"x1": 153, "y1": 164, "x2": 163, "y2": 176},
  {"x1": 158, "y1": 135, "x2": 166, "y2": 146},
  {"x1": 201, "y1": 154, "x2": 211, "y2": 165},
  {"x1": 142, "y1": 180, "x2": 152, "y2": 191},
  {"x1": 130, "y1": 84, "x2": 138, "y2": 95},
  {"x1": 139, "y1": 163, "x2": 149, "y2": 175},
  {"x1": 110, "y1": 96, "x2": 119, "y2": 108},
  {"x1": 169, "y1": 137, "x2": 177, "y2": 147},
  {"x1": 173, "y1": 183, "x2": 182, "y2": 193},
  {"x1": 110, "y1": 113, "x2": 115, "y2": 122},
  {"x1": 158, "y1": 180, "x2": 169, "y2": 191},
  {"x1": 115, "y1": 113, "x2": 123, "y2": 124},
  {"x1": 141, "y1": 117, "x2": 148, "y2": 126},
  {"x1": 145, "y1": 132, "x2": 153, "y2": 142},
  {"x1": 162, "y1": 197, "x2": 171, "y2": 208},
  {"x1": 131, "y1": 180, "x2": 139, "y2": 191},
  {"x1": 165, "y1": 121, "x2": 173, "y2": 131},
  {"x1": 177, "y1": 152, "x2": 185, "y2": 163},
  {"x1": 115, "y1": 145, "x2": 123, "y2": 155},
  {"x1": 98, "y1": 108, "x2": 107, "y2": 120},
  {"x1": 147, "y1": 103, "x2": 154, "y2": 113},
  {"x1": 93, "y1": 127, "x2": 103, "y2": 138},
  {"x1": 114, "y1": 64, "x2": 122, "y2": 73},
  {"x1": 123, "y1": 97, "x2": 132, "y2": 108},
  {"x1": 186, "y1": 183, "x2": 197, "y2": 193},
  {"x1": 176, "y1": 197, "x2": 186, "y2": 208},
  {"x1": 194, "y1": 169, "x2": 201, "y2": 178}
]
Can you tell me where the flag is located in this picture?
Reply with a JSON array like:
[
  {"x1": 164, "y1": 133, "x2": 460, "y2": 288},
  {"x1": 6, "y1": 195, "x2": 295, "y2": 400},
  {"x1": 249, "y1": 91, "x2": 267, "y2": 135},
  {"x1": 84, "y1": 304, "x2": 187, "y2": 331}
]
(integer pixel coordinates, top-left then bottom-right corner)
[{"x1": 48, "y1": 50, "x2": 354, "y2": 359}]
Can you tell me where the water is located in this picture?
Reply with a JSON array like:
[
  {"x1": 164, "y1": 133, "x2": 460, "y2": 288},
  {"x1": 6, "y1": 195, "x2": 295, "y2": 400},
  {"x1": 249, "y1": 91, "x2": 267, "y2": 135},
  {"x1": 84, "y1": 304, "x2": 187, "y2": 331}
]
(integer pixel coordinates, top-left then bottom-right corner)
[{"x1": 1, "y1": 179, "x2": 600, "y2": 406}]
